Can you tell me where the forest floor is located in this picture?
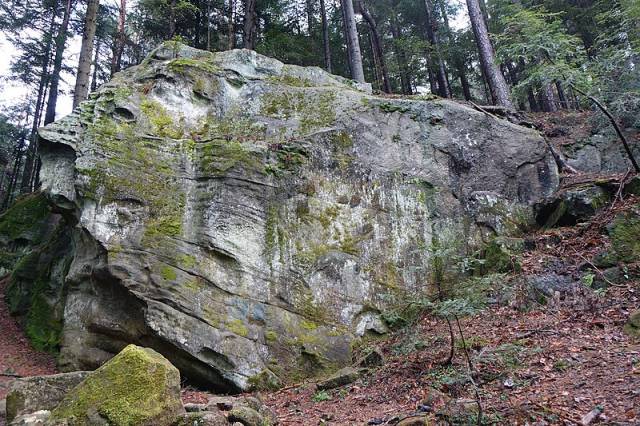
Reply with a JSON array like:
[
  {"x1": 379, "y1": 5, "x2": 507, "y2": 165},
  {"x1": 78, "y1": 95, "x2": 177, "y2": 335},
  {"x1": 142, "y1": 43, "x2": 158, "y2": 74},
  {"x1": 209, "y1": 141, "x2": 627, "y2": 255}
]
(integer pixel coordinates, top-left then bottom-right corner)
[{"x1": 1, "y1": 112, "x2": 639, "y2": 425}]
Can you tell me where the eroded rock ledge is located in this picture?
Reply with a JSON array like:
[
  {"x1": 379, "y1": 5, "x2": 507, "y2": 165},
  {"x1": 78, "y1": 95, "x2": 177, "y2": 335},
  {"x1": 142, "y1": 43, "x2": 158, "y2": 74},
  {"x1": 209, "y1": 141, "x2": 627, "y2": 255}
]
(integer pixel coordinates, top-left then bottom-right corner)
[{"x1": 30, "y1": 42, "x2": 558, "y2": 392}]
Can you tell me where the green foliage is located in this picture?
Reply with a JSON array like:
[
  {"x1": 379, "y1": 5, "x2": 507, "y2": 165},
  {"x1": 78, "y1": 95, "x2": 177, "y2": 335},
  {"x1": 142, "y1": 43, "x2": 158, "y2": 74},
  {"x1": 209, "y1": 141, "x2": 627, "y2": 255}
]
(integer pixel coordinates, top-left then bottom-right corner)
[
  {"x1": 312, "y1": 390, "x2": 332, "y2": 402},
  {"x1": 495, "y1": 4, "x2": 588, "y2": 101}
]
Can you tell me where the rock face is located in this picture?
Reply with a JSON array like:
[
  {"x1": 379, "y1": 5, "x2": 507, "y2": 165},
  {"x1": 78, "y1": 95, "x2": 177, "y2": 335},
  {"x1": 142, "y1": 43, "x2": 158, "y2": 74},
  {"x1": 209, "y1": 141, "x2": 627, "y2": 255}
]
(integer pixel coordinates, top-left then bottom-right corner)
[
  {"x1": 5, "y1": 371, "x2": 90, "y2": 423},
  {"x1": 49, "y1": 345, "x2": 184, "y2": 425},
  {"x1": 30, "y1": 42, "x2": 558, "y2": 391}
]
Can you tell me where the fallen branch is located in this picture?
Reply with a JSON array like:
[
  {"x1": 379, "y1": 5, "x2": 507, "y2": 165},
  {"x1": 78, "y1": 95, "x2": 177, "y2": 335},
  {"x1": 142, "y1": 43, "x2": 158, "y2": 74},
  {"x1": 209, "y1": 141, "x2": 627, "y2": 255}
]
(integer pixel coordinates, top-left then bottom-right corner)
[{"x1": 1, "y1": 372, "x2": 22, "y2": 378}]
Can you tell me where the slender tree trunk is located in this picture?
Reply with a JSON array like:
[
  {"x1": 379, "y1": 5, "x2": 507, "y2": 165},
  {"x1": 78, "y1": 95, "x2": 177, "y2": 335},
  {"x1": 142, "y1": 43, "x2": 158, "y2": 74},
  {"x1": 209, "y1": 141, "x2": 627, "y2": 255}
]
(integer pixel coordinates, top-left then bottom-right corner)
[
  {"x1": 91, "y1": 37, "x2": 101, "y2": 91},
  {"x1": 539, "y1": 83, "x2": 558, "y2": 112},
  {"x1": 169, "y1": 0, "x2": 176, "y2": 38},
  {"x1": 243, "y1": 0, "x2": 257, "y2": 49},
  {"x1": 320, "y1": 0, "x2": 332, "y2": 73},
  {"x1": 465, "y1": 0, "x2": 513, "y2": 108},
  {"x1": 340, "y1": 1, "x2": 353, "y2": 77},
  {"x1": 228, "y1": 0, "x2": 235, "y2": 49},
  {"x1": 306, "y1": 0, "x2": 314, "y2": 35},
  {"x1": 527, "y1": 88, "x2": 539, "y2": 112},
  {"x1": 459, "y1": 65, "x2": 472, "y2": 101},
  {"x1": 555, "y1": 81, "x2": 568, "y2": 109},
  {"x1": 73, "y1": 0, "x2": 100, "y2": 109},
  {"x1": 44, "y1": 0, "x2": 73, "y2": 125},
  {"x1": 341, "y1": 0, "x2": 365, "y2": 83},
  {"x1": 111, "y1": 0, "x2": 126, "y2": 75},
  {"x1": 359, "y1": 2, "x2": 391, "y2": 93},
  {"x1": 424, "y1": 0, "x2": 449, "y2": 98},
  {"x1": 206, "y1": 0, "x2": 211, "y2": 50}
]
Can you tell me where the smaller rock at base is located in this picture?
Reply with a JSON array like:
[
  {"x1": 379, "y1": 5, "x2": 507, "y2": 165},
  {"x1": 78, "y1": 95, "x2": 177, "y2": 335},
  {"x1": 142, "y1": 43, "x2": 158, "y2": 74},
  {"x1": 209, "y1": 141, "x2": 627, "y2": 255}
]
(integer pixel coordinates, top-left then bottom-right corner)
[
  {"x1": 316, "y1": 367, "x2": 361, "y2": 390},
  {"x1": 5, "y1": 371, "x2": 90, "y2": 422},
  {"x1": 173, "y1": 411, "x2": 228, "y2": 426},
  {"x1": 9, "y1": 409, "x2": 51, "y2": 425},
  {"x1": 228, "y1": 406, "x2": 268, "y2": 426},
  {"x1": 397, "y1": 414, "x2": 430, "y2": 426},
  {"x1": 184, "y1": 403, "x2": 208, "y2": 413}
]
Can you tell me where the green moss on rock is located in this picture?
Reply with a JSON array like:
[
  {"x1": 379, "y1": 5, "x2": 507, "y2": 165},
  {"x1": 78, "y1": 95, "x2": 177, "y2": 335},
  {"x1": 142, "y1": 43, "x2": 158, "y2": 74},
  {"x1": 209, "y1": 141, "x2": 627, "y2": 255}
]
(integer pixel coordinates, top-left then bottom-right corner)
[
  {"x1": 608, "y1": 210, "x2": 640, "y2": 263},
  {"x1": 50, "y1": 345, "x2": 184, "y2": 425},
  {"x1": 0, "y1": 193, "x2": 50, "y2": 243}
]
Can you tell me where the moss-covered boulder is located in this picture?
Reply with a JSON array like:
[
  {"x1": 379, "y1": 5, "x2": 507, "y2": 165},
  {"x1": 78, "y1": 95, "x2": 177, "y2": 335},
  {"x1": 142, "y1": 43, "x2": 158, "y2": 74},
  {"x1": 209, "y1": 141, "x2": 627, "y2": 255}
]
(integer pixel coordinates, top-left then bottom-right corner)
[
  {"x1": 607, "y1": 208, "x2": 640, "y2": 263},
  {"x1": 50, "y1": 345, "x2": 184, "y2": 425},
  {"x1": 32, "y1": 42, "x2": 558, "y2": 391}
]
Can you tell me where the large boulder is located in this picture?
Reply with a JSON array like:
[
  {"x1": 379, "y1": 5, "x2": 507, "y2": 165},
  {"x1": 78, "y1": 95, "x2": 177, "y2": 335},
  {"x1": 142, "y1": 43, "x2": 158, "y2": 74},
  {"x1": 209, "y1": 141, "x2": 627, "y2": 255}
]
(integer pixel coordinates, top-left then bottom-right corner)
[
  {"x1": 26, "y1": 42, "x2": 558, "y2": 391},
  {"x1": 5, "y1": 371, "x2": 89, "y2": 423},
  {"x1": 49, "y1": 345, "x2": 184, "y2": 425}
]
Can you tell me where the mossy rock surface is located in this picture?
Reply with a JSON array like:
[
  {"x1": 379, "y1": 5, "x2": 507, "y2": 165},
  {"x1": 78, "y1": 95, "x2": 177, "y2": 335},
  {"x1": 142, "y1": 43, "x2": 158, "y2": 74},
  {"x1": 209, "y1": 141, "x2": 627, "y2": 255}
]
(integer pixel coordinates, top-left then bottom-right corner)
[
  {"x1": 50, "y1": 345, "x2": 184, "y2": 425},
  {"x1": 608, "y1": 209, "x2": 640, "y2": 263},
  {"x1": 623, "y1": 310, "x2": 640, "y2": 339}
]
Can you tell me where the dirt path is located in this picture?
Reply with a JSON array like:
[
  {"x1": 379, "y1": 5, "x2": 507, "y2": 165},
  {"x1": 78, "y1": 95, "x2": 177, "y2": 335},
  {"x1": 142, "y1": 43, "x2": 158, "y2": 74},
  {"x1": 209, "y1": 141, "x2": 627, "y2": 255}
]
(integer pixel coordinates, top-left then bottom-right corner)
[{"x1": 0, "y1": 276, "x2": 57, "y2": 402}]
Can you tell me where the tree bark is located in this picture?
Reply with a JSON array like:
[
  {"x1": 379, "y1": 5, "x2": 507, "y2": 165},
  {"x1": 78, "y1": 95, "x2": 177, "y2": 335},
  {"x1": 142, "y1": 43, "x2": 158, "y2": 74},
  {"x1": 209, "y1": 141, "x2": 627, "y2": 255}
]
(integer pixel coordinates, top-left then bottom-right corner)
[
  {"x1": 341, "y1": 0, "x2": 365, "y2": 83},
  {"x1": 320, "y1": 0, "x2": 332, "y2": 73},
  {"x1": 243, "y1": 0, "x2": 257, "y2": 49},
  {"x1": 111, "y1": 0, "x2": 126, "y2": 76},
  {"x1": 556, "y1": 81, "x2": 568, "y2": 109},
  {"x1": 44, "y1": 0, "x2": 73, "y2": 125},
  {"x1": 423, "y1": 0, "x2": 449, "y2": 98},
  {"x1": 359, "y1": 2, "x2": 391, "y2": 93},
  {"x1": 73, "y1": 0, "x2": 100, "y2": 109},
  {"x1": 539, "y1": 83, "x2": 558, "y2": 112},
  {"x1": 91, "y1": 37, "x2": 101, "y2": 91},
  {"x1": 465, "y1": 0, "x2": 512, "y2": 108},
  {"x1": 169, "y1": 0, "x2": 176, "y2": 38},
  {"x1": 306, "y1": 0, "x2": 314, "y2": 35},
  {"x1": 459, "y1": 65, "x2": 472, "y2": 101},
  {"x1": 228, "y1": 0, "x2": 235, "y2": 49}
]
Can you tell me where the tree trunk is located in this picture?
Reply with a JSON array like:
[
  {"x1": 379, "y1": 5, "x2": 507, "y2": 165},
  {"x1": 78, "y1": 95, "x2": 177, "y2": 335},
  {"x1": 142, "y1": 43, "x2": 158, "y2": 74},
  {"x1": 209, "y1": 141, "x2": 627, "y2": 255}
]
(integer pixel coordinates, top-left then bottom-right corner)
[
  {"x1": 465, "y1": 0, "x2": 512, "y2": 108},
  {"x1": 320, "y1": 0, "x2": 332, "y2": 73},
  {"x1": 528, "y1": 87, "x2": 539, "y2": 112},
  {"x1": 228, "y1": 0, "x2": 235, "y2": 49},
  {"x1": 423, "y1": 0, "x2": 449, "y2": 98},
  {"x1": 243, "y1": 0, "x2": 257, "y2": 49},
  {"x1": 359, "y1": 2, "x2": 391, "y2": 93},
  {"x1": 539, "y1": 83, "x2": 558, "y2": 112},
  {"x1": 340, "y1": 1, "x2": 353, "y2": 77},
  {"x1": 44, "y1": 0, "x2": 73, "y2": 125},
  {"x1": 306, "y1": 0, "x2": 314, "y2": 35},
  {"x1": 169, "y1": 0, "x2": 176, "y2": 38},
  {"x1": 459, "y1": 65, "x2": 472, "y2": 101},
  {"x1": 73, "y1": 0, "x2": 100, "y2": 109},
  {"x1": 111, "y1": 0, "x2": 126, "y2": 76},
  {"x1": 341, "y1": 0, "x2": 365, "y2": 83},
  {"x1": 206, "y1": 0, "x2": 211, "y2": 50},
  {"x1": 91, "y1": 37, "x2": 101, "y2": 91},
  {"x1": 556, "y1": 81, "x2": 568, "y2": 109}
]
